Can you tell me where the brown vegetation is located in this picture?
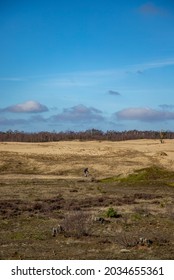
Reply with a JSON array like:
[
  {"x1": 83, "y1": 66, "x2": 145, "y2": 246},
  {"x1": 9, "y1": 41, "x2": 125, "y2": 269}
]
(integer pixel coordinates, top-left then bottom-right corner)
[{"x1": 0, "y1": 139, "x2": 174, "y2": 259}]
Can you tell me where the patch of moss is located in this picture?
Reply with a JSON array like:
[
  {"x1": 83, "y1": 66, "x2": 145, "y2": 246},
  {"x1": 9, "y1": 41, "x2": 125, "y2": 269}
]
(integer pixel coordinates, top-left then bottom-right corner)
[
  {"x1": 102, "y1": 166, "x2": 174, "y2": 184},
  {"x1": 99, "y1": 175, "x2": 121, "y2": 183}
]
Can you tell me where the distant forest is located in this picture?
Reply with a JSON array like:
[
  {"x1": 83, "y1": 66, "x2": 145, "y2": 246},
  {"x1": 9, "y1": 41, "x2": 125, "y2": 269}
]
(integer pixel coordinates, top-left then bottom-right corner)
[{"x1": 0, "y1": 129, "x2": 174, "y2": 142}]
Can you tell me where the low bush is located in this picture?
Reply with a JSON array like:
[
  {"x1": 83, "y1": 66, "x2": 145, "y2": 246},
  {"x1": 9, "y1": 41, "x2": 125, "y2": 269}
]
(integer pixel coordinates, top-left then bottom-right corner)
[
  {"x1": 60, "y1": 211, "x2": 92, "y2": 237},
  {"x1": 106, "y1": 207, "x2": 119, "y2": 218}
]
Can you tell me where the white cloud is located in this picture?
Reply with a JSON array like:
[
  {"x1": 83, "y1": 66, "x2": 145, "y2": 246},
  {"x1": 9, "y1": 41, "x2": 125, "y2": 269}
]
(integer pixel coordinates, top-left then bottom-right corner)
[
  {"x1": 115, "y1": 107, "x2": 174, "y2": 122},
  {"x1": 3, "y1": 101, "x2": 49, "y2": 113},
  {"x1": 51, "y1": 104, "x2": 104, "y2": 123}
]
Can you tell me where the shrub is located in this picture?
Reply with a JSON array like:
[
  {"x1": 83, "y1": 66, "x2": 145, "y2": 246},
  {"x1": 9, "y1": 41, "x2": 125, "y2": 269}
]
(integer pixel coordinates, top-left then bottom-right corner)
[
  {"x1": 106, "y1": 207, "x2": 118, "y2": 218},
  {"x1": 115, "y1": 232, "x2": 138, "y2": 248},
  {"x1": 60, "y1": 211, "x2": 92, "y2": 237}
]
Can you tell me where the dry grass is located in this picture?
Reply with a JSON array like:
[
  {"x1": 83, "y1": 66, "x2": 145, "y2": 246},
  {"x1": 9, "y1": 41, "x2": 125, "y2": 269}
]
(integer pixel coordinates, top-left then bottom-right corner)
[{"x1": 0, "y1": 140, "x2": 174, "y2": 259}]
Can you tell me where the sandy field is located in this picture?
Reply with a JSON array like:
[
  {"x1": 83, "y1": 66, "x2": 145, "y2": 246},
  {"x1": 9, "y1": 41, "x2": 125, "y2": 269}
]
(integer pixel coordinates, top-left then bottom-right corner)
[{"x1": 0, "y1": 139, "x2": 174, "y2": 179}]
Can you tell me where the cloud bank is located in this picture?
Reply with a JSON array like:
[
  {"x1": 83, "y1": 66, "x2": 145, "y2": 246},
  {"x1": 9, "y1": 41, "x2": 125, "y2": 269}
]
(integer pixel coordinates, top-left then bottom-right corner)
[
  {"x1": 1, "y1": 102, "x2": 174, "y2": 131},
  {"x1": 51, "y1": 104, "x2": 104, "y2": 123},
  {"x1": 115, "y1": 107, "x2": 174, "y2": 122}
]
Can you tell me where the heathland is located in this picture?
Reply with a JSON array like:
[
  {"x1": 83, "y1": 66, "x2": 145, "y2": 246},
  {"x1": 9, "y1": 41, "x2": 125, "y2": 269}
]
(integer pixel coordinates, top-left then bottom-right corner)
[{"x1": 0, "y1": 139, "x2": 174, "y2": 259}]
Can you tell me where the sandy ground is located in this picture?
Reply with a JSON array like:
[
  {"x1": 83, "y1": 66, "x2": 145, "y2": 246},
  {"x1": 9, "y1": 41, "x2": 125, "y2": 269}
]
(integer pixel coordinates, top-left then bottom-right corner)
[
  {"x1": 1, "y1": 140, "x2": 174, "y2": 260},
  {"x1": 0, "y1": 139, "x2": 174, "y2": 179}
]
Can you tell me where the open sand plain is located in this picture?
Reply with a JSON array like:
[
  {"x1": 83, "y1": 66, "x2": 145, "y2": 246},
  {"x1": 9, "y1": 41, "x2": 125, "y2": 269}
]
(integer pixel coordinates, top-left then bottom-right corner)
[{"x1": 0, "y1": 139, "x2": 174, "y2": 179}]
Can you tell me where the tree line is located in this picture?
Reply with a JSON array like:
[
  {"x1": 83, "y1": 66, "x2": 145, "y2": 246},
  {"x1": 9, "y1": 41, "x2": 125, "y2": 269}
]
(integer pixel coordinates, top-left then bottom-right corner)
[{"x1": 0, "y1": 129, "x2": 173, "y2": 142}]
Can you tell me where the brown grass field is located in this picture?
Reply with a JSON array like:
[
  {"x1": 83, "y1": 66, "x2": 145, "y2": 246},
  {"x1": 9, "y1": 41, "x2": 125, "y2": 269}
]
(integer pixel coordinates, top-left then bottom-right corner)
[{"x1": 0, "y1": 139, "x2": 174, "y2": 259}]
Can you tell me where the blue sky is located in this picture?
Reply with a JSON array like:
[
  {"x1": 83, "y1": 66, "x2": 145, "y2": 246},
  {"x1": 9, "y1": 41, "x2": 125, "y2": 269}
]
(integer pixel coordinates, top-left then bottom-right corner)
[{"x1": 0, "y1": 0, "x2": 174, "y2": 132}]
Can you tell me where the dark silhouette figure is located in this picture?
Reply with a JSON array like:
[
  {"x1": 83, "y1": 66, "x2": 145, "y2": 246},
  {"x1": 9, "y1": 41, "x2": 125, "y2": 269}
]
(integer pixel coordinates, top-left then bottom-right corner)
[{"x1": 84, "y1": 168, "x2": 89, "y2": 177}]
